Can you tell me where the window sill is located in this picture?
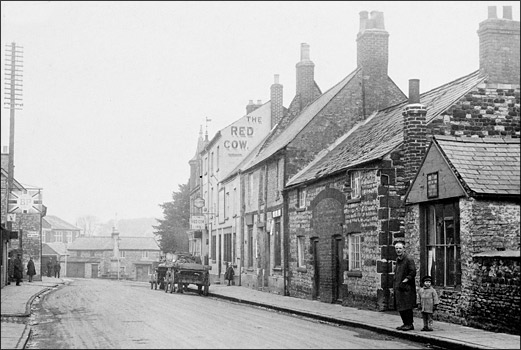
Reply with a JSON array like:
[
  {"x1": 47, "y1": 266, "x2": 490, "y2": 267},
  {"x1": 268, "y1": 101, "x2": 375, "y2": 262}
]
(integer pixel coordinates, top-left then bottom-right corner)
[
  {"x1": 297, "y1": 267, "x2": 307, "y2": 273},
  {"x1": 346, "y1": 198, "x2": 361, "y2": 204},
  {"x1": 346, "y1": 271, "x2": 363, "y2": 278},
  {"x1": 295, "y1": 207, "x2": 306, "y2": 212}
]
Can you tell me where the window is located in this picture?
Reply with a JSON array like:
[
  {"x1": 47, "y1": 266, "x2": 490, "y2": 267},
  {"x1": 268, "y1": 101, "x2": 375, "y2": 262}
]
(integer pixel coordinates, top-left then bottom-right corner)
[
  {"x1": 204, "y1": 156, "x2": 208, "y2": 174},
  {"x1": 120, "y1": 251, "x2": 125, "y2": 258},
  {"x1": 224, "y1": 233, "x2": 232, "y2": 262},
  {"x1": 427, "y1": 172, "x2": 439, "y2": 198},
  {"x1": 76, "y1": 251, "x2": 81, "y2": 257},
  {"x1": 259, "y1": 170, "x2": 264, "y2": 204},
  {"x1": 216, "y1": 146, "x2": 220, "y2": 171},
  {"x1": 274, "y1": 218, "x2": 281, "y2": 266},
  {"x1": 211, "y1": 233, "x2": 216, "y2": 260},
  {"x1": 90, "y1": 251, "x2": 95, "y2": 257},
  {"x1": 67, "y1": 232, "x2": 73, "y2": 243},
  {"x1": 55, "y1": 231, "x2": 63, "y2": 243},
  {"x1": 350, "y1": 171, "x2": 361, "y2": 199},
  {"x1": 225, "y1": 192, "x2": 230, "y2": 219},
  {"x1": 348, "y1": 233, "x2": 362, "y2": 270},
  {"x1": 218, "y1": 188, "x2": 225, "y2": 222},
  {"x1": 248, "y1": 173, "x2": 253, "y2": 205},
  {"x1": 142, "y1": 251, "x2": 149, "y2": 259},
  {"x1": 210, "y1": 152, "x2": 214, "y2": 174},
  {"x1": 42, "y1": 232, "x2": 47, "y2": 243},
  {"x1": 297, "y1": 188, "x2": 306, "y2": 208},
  {"x1": 247, "y1": 225, "x2": 253, "y2": 268},
  {"x1": 424, "y1": 201, "x2": 461, "y2": 287},
  {"x1": 297, "y1": 236, "x2": 305, "y2": 268}
]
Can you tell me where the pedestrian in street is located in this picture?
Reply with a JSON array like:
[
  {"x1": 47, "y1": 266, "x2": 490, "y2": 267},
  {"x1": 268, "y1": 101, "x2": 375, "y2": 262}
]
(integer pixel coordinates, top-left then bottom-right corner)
[
  {"x1": 393, "y1": 241, "x2": 417, "y2": 331},
  {"x1": 54, "y1": 260, "x2": 61, "y2": 278},
  {"x1": 27, "y1": 256, "x2": 36, "y2": 282},
  {"x1": 7, "y1": 255, "x2": 14, "y2": 285},
  {"x1": 224, "y1": 263, "x2": 235, "y2": 286},
  {"x1": 13, "y1": 253, "x2": 23, "y2": 286},
  {"x1": 150, "y1": 269, "x2": 158, "y2": 290},
  {"x1": 417, "y1": 276, "x2": 439, "y2": 331},
  {"x1": 47, "y1": 259, "x2": 53, "y2": 277}
]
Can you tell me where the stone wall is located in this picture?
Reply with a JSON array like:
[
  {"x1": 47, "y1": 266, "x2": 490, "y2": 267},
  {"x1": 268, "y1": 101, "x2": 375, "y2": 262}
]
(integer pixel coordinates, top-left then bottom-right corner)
[{"x1": 465, "y1": 255, "x2": 520, "y2": 335}]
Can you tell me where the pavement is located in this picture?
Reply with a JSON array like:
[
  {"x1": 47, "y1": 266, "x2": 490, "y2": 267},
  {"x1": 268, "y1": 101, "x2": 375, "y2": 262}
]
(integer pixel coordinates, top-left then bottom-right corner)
[{"x1": 1, "y1": 278, "x2": 520, "y2": 350}]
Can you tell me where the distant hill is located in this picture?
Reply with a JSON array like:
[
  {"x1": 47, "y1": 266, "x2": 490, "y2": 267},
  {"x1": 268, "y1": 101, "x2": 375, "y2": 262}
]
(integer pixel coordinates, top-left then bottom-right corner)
[{"x1": 97, "y1": 217, "x2": 159, "y2": 237}]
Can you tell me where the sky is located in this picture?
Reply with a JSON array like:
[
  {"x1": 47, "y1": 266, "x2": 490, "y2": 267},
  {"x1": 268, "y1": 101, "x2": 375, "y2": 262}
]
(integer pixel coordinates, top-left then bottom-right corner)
[{"x1": 1, "y1": 1, "x2": 519, "y2": 225}]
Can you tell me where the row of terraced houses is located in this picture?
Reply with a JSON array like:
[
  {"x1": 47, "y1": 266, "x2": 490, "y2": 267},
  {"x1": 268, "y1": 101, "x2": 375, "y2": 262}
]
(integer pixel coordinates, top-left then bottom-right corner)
[{"x1": 186, "y1": 6, "x2": 520, "y2": 335}]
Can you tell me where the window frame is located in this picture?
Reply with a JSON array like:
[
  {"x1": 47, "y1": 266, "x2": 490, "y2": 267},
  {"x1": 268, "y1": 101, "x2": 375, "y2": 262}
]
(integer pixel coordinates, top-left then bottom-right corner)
[
  {"x1": 424, "y1": 201, "x2": 461, "y2": 288},
  {"x1": 350, "y1": 171, "x2": 361, "y2": 199},
  {"x1": 297, "y1": 236, "x2": 305, "y2": 269},
  {"x1": 348, "y1": 233, "x2": 362, "y2": 271}
]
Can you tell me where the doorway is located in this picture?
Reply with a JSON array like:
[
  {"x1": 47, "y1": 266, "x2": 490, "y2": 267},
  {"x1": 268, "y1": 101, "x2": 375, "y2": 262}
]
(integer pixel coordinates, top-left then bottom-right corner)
[
  {"x1": 333, "y1": 236, "x2": 345, "y2": 302},
  {"x1": 312, "y1": 238, "x2": 319, "y2": 300}
]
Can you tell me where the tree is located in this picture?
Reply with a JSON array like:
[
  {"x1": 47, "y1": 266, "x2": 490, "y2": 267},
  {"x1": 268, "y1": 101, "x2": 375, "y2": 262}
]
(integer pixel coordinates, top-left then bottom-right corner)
[
  {"x1": 153, "y1": 182, "x2": 190, "y2": 253},
  {"x1": 75, "y1": 215, "x2": 100, "y2": 237}
]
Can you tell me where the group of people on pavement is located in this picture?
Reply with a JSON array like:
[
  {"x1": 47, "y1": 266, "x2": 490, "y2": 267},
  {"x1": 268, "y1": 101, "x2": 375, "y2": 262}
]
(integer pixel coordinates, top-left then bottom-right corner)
[
  {"x1": 46, "y1": 258, "x2": 61, "y2": 278},
  {"x1": 8, "y1": 254, "x2": 62, "y2": 285},
  {"x1": 393, "y1": 241, "x2": 439, "y2": 332}
]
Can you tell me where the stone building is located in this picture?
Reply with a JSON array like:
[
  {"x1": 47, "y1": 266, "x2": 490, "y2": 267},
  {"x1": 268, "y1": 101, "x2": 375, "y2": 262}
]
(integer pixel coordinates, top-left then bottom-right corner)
[
  {"x1": 65, "y1": 228, "x2": 160, "y2": 281},
  {"x1": 283, "y1": 5, "x2": 519, "y2": 334},
  {"x1": 236, "y1": 10, "x2": 405, "y2": 296},
  {"x1": 1, "y1": 149, "x2": 45, "y2": 285},
  {"x1": 189, "y1": 77, "x2": 282, "y2": 284}
]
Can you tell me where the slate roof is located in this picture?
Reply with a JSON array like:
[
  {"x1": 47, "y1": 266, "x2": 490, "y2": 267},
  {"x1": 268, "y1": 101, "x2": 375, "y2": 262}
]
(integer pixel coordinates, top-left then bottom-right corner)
[
  {"x1": 43, "y1": 215, "x2": 80, "y2": 231},
  {"x1": 286, "y1": 70, "x2": 488, "y2": 187},
  {"x1": 433, "y1": 135, "x2": 520, "y2": 196},
  {"x1": 242, "y1": 68, "x2": 361, "y2": 172},
  {"x1": 67, "y1": 236, "x2": 160, "y2": 251},
  {"x1": 42, "y1": 242, "x2": 68, "y2": 256}
]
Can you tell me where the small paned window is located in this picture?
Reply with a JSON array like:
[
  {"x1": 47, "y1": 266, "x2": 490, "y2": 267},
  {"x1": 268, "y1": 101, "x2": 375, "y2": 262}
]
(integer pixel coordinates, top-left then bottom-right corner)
[
  {"x1": 350, "y1": 171, "x2": 361, "y2": 199},
  {"x1": 348, "y1": 233, "x2": 362, "y2": 270},
  {"x1": 142, "y1": 251, "x2": 149, "y2": 259},
  {"x1": 297, "y1": 188, "x2": 306, "y2": 208},
  {"x1": 427, "y1": 172, "x2": 439, "y2": 198},
  {"x1": 297, "y1": 236, "x2": 305, "y2": 268}
]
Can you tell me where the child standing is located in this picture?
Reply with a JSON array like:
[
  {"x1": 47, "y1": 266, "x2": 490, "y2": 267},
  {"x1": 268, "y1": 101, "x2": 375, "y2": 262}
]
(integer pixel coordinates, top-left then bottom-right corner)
[
  {"x1": 417, "y1": 275, "x2": 440, "y2": 331},
  {"x1": 224, "y1": 263, "x2": 235, "y2": 286}
]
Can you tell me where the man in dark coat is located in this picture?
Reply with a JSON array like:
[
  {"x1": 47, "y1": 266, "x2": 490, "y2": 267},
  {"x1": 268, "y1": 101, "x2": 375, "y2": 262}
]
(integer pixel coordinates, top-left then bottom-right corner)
[
  {"x1": 54, "y1": 260, "x2": 61, "y2": 278},
  {"x1": 47, "y1": 259, "x2": 53, "y2": 277},
  {"x1": 27, "y1": 256, "x2": 36, "y2": 282},
  {"x1": 13, "y1": 253, "x2": 23, "y2": 286},
  {"x1": 393, "y1": 241, "x2": 417, "y2": 331}
]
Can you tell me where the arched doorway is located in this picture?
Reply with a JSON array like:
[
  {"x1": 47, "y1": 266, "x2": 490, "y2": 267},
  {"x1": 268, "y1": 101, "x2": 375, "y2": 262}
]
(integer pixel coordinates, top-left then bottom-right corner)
[{"x1": 310, "y1": 188, "x2": 346, "y2": 303}]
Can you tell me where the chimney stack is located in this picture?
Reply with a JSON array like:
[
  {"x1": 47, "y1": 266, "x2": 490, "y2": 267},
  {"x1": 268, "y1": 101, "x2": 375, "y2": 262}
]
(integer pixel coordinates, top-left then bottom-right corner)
[
  {"x1": 478, "y1": 5, "x2": 520, "y2": 84},
  {"x1": 271, "y1": 74, "x2": 283, "y2": 128},
  {"x1": 296, "y1": 43, "x2": 315, "y2": 111},
  {"x1": 402, "y1": 79, "x2": 427, "y2": 186},
  {"x1": 357, "y1": 10, "x2": 390, "y2": 117},
  {"x1": 246, "y1": 100, "x2": 255, "y2": 114}
]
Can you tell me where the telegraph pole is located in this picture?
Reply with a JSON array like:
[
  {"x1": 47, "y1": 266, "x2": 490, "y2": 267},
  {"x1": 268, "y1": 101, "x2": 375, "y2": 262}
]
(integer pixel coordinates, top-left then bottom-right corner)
[{"x1": 3, "y1": 42, "x2": 23, "y2": 239}]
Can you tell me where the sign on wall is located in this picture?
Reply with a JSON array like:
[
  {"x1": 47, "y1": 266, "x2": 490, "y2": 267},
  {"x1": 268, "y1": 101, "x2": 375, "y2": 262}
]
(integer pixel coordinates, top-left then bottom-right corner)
[
  {"x1": 190, "y1": 215, "x2": 206, "y2": 230},
  {"x1": 8, "y1": 189, "x2": 43, "y2": 214}
]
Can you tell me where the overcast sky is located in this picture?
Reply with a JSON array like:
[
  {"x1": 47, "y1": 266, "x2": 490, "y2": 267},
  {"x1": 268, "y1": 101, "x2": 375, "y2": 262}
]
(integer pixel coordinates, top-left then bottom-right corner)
[{"x1": 1, "y1": 1, "x2": 519, "y2": 225}]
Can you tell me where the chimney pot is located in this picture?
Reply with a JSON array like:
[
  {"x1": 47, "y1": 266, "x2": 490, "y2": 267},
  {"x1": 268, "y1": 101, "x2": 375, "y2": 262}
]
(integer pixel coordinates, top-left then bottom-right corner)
[
  {"x1": 408, "y1": 79, "x2": 420, "y2": 104},
  {"x1": 488, "y1": 6, "x2": 497, "y2": 19},
  {"x1": 503, "y1": 6, "x2": 512, "y2": 20},
  {"x1": 359, "y1": 11, "x2": 369, "y2": 31},
  {"x1": 248, "y1": 100, "x2": 254, "y2": 105},
  {"x1": 257, "y1": 100, "x2": 262, "y2": 105},
  {"x1": 371, "y1": 10, "x2": 385, "y2": 29},
  {"x1": 274, "y1": 74, "x2": 279, "y2": 84},
  {"x1": 2, "y1": 146, "x2": 7, "y2": 153},
  {"x1": 300, "y1": 43, "x2": 310, "y2": 61}
]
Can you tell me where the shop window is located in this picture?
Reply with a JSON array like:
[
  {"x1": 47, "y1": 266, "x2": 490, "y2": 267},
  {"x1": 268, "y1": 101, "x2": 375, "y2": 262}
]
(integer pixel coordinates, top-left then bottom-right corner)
[
  {"x1": 223, "y1": 233, "x2": 232, "y2": 262},
  {"x1": 423, "y1": 201, "x2": 461, "y2": 287}
]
